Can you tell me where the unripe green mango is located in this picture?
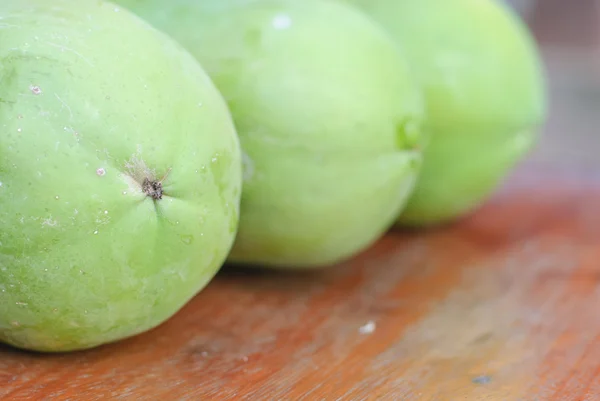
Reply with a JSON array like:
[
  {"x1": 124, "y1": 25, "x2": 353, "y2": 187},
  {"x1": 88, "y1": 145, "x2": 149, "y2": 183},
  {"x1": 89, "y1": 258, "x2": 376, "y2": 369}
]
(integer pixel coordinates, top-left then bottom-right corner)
[
  {"x1": 116, "y1": 0, "x2": 426, "y2": 268},
  {"x1": 346, "y1": 0, "x2": 547, "y2": 226},
  {"x1": 0, "y1": 0, "x2": 242, "y2": 352}
]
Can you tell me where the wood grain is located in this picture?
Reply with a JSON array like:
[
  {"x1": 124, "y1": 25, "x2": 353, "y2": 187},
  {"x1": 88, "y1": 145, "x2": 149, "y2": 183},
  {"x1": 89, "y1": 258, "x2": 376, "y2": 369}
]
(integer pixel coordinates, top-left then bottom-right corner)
[{"x1": 0, "y1": 167, "x2": 599, "y2": 400}]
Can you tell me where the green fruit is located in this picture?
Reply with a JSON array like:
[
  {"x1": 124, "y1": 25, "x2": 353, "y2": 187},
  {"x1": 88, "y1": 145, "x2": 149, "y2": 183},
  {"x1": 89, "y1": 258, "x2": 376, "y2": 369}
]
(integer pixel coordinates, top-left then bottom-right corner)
[
  {"x1": 347, "y1": 0, "x2": 547, "y2": 226},
  {"x1": 0, "y1": 0, "x2": 242, "y2": 352},
  {"x1": 115, "y1": 0, "x2": 425, "y2": 269}
]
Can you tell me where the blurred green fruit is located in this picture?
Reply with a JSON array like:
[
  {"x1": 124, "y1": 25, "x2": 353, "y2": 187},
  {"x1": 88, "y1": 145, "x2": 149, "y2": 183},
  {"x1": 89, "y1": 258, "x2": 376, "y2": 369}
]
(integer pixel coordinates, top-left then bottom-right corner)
[
  {"x1": 116, "y1": 0, "x2": 425, "y2": 268},
  {"x1": 0, "y1": 0, "x2": 242, "y2": 352},
  {"x1": 347, "y1": 0, "x2": 547, "y2": 226}
]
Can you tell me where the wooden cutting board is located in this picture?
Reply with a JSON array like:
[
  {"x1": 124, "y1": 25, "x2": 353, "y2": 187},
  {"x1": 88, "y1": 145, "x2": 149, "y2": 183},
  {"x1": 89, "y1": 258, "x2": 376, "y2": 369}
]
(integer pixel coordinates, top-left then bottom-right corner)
[{"x1": 1, "y1": 166, "x2": 599, "y2": 400}]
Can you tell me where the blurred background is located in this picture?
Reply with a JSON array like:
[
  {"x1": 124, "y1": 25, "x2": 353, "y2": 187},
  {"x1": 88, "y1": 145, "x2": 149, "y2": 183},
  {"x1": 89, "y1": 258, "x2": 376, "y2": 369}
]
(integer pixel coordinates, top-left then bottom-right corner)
[{"x1": 504, "y1": 0, "x2": 600, "y2": 172}]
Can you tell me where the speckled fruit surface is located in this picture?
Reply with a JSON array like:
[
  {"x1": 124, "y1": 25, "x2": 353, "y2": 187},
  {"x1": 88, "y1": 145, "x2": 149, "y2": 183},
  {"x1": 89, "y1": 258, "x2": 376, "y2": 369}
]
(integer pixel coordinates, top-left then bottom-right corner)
[{"x1": 0, "y1": 0, "x2": 242, "y2": 352}]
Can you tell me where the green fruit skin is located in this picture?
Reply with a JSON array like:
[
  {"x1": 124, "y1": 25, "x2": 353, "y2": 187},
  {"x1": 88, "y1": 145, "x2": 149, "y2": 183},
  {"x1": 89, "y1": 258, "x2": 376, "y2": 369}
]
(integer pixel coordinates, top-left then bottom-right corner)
[
  {"x1": 347, "y1": 0, "x2": 547, "y2": 226},
  {"x1": 0, "y1": 0, "x2": 242, "y2": 352},
  {"x1": 115, "y1": 0, "x2": 426, "y2": 269}
]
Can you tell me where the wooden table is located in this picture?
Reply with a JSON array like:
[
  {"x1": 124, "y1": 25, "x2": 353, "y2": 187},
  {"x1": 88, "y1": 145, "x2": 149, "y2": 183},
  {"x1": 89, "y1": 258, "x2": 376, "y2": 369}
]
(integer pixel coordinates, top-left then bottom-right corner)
[
  {"x1": 2, "y1": 6, "x2": 600, "y2": 401},
  {"x1": 1, "y1": 166, "x2": 599, "y2": 400}
]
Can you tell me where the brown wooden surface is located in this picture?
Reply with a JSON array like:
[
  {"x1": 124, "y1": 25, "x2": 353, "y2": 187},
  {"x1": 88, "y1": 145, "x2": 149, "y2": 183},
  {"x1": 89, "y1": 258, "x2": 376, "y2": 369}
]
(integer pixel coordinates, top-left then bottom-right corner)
[
  {"x1": 1, "y1": 167, "x2": 599, "y2": 401},
  {"x1": 2, "y1": 3, "x2": 600, "y2": 400}
]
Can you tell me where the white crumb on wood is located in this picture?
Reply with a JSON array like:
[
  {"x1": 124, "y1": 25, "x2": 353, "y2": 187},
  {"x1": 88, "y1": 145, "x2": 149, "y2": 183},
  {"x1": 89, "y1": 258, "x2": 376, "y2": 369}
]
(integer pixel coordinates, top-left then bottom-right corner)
[{"x1": 359, "y1": 321, "x2": 376, "y2": 335}]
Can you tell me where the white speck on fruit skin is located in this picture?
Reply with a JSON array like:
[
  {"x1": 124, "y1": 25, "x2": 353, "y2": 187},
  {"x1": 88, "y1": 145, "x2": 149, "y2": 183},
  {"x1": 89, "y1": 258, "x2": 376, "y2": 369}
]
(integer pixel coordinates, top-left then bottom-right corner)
[
  {"x1": 17, "y1": 128, "x2": 22, "y2": 133},
  {"x1": 29, "y1": 85, "x2": 42, "y2": 95},
  {"x1": 272, "y1": 14, "x2": 292, "y2": 30},
  {"x1": 0, "y1": 182, "x2": 3, "y2": 188},
  {"x1": 41, "y1": 217, "x2": 58, "y2": 228},
  {"x1": 359, "y1": 321, "x2": 376, "y2": 334},
  {"x1": 93, "y1": 230, "x2": 98, "y2": 235}
]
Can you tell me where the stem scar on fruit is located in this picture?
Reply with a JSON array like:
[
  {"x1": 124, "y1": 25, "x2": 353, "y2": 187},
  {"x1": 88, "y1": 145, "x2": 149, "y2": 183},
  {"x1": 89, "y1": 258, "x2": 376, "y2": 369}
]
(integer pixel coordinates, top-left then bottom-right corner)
[
  {"x1": 142, "y1": 168, "x2": 171, "y2": 200},
  {"x1": 121, "y1": 153, "x2": 172, "y2": 201}
]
